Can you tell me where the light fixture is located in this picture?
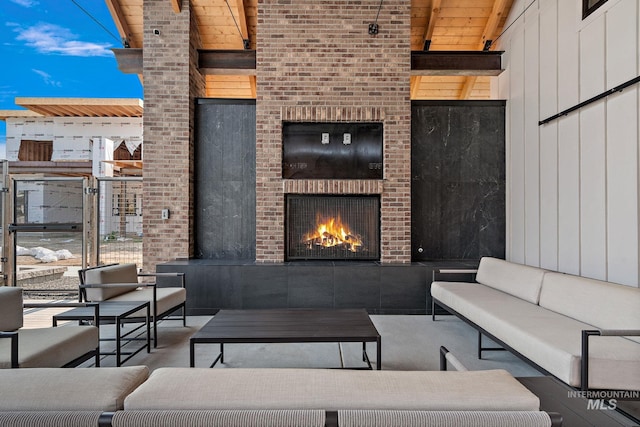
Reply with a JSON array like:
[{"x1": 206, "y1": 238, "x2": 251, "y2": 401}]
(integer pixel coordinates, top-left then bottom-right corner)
[{"x1": 368, "y1": 0, "x2": 384, "y2": 35}]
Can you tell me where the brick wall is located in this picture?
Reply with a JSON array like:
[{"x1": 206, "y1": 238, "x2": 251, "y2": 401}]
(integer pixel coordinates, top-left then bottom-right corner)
[
  {"x1": 256, "y1": 0, "x2": 412, "y2": 263},
  {"x1": 142, "y1": 0, "x2": 205, "y2": 271}
]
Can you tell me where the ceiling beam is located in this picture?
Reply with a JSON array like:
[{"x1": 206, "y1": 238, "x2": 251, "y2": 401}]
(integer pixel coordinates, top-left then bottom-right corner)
[
  {"x1": 104, "y1": 0, "x2": 136, "y2": 47},
  {"x1": 411, "y1": 51, "x2": 503, "y2": 76},
  {"x1": 235, "y1": 0, "x2": 249, "y2": 46},
  {"x1": 199, "y1": 49, "x2": 257, "y2": 73},
  {"x1": 112, "y1": 49, "x2": 502, "y2": 77},
  {"x1": 422, "y1": 0, "x2": 442, "y2": 51},
  {"x1": 459, "y1": 0, "x2": 510, "y2": 99},
  {"x1": 170, "y1": 0, "x2": 181, "y2": 13}
]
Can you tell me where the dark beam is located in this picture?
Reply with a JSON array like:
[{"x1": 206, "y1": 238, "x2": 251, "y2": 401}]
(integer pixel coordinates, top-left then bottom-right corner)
[
  {"x1": 411, "y1": 51, "x2": 504, "y2": 76},
  {"x1": 111, "y1": 48, "x2": 142, "y2": 74},
  {"x1": 199, "y1": 49, "x2": 256, "y2": 74},
  {"x1": 111, "y1": 49, "x2": 502, "y2": 76}
]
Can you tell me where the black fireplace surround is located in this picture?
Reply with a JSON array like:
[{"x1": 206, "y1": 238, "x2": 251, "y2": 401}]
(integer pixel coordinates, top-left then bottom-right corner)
[{"x1": 187, "y1": 99, "x2": 505, "y2": 315}]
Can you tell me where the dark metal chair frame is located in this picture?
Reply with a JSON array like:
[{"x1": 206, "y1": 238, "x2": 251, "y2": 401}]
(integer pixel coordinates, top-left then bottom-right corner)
[{"x1": 77, "y1": 264, "x2": 186, "y2": 347}]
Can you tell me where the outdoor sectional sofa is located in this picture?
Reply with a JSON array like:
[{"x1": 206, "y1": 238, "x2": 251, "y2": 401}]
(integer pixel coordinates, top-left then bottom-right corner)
[
  {"x1": 0, "y1": 366, "x2": 561, "y2": 426},
  {"x1": 431, "y1": 256, "x2": 640, "y2": 391}
]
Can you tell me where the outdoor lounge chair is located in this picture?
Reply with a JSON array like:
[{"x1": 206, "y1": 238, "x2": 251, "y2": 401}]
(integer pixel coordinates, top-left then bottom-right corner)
[
  {"x1": 0, "y1": 287, "x2": 100, "y2": 368},
  {"x1": 78, "y1": 264, "x2": 186, "y2": 347}
]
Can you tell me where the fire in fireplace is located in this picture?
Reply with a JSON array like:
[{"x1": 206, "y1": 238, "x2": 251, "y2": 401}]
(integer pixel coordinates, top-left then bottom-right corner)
[{"x1": 286, "y1": 195, "x2": 380, "y2": 260}]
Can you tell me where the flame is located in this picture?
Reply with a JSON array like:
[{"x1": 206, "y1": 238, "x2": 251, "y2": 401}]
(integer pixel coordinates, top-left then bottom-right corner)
[{"x1": 302, "y1": 214, "x2": 363, "y2": 252}]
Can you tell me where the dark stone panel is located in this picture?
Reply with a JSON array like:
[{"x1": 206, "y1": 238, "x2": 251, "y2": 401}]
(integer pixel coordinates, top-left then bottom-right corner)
[
  {"x1": 287, "y1": 265, "x2": 335, "y2": 308},
  {"x1": 241, "y1": 265, "x2": 288, "y2": 309},
  {"x1": 411, "y1": 100, "x2": 505, "y2": 261},
  {"x1": 379, "y1": 266, "x2": 427, "y2": 311},
  {"x1": 333, "y1": 265, "x2": 381, "y2": 309},
  {"x1": 158, "y1": 260, "x2": 477, "y2": 315},
  {"x1": 194, "y1": 99, "x2": 256, "y2": 260}
]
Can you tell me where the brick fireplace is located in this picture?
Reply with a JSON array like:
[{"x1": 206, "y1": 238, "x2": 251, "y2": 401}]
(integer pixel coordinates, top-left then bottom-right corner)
[{"x1": 255, "y1": 0, "x2": 412, "y2": 263}]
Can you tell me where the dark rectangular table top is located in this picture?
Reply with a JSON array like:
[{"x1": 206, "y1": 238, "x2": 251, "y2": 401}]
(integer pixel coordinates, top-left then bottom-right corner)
[
  {"x1": 53, "y1": 301, "x2": 149, "y2": 321},
  {"x1": 191, "y1": 309, "x2": 380, "y2": 343}
]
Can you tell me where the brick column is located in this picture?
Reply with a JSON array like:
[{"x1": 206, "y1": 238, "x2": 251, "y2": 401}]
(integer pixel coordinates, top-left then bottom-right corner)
[
  {"x1": 256, "y1": 0, "x2": 412, "y2": 263},
  {"x1": 142, "y1": 0, "x2": 205, "y2": 271}
]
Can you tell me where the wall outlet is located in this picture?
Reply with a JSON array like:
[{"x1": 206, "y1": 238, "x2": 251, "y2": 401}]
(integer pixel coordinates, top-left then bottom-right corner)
[
  {"x1": 343, "y1": 133, "x2": 351, "y2": 145},
  {"x1": 161, "y1": 209, "x2": 170, "y2": 220},
  {"x1": 321, "y1": 133, "x2": 330, "y2": 144}
]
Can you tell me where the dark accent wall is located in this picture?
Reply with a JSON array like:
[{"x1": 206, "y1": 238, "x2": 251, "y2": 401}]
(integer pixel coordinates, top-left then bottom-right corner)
[
  {"x1": 411, "y1": 100, "x2": 505, "y2": 261},
  {"x1": 158, "y1": 259, "x2": 478, "y2": 315},
  {"x1": 194, "y1": 99, "x2": 256, "y2": 259}
]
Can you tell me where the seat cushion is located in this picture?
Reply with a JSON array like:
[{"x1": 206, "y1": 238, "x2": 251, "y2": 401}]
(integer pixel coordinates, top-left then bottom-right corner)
[
  {"x1": 84, "y1": 264, "x2": 140, "y2": 301},
  {"x1": 106, "y1": 287, "x2": 186, "y2": 317},
  {"x1": 125, "y1": 368, "x2": 540, "y2": 411},
  {"x1": 0, "y1": 287, "x2": 23, "y2": 331},
  {"x1": 0, "y1": 326, "x2": 99, "y2": 369},
  {"x1": 0, "y1": 366, "x2": 149, "y2": 411},
  {"x1": 475, "y1": 257, "x2": 546, "y2": 304},
  {"x1": 432, "y1": 282, "x2": 640, "y2": 390}
]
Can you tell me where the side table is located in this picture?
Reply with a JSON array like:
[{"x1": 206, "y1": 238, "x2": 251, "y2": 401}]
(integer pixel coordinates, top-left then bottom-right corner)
[{"x1": 53, "y1": 301, "x2": 150, "y2": 366}]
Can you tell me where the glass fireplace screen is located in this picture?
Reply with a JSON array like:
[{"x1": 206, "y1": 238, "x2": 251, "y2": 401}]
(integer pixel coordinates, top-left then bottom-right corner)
[{"x1": 286, "y1": 195, "x2": 380, "y2": 260}]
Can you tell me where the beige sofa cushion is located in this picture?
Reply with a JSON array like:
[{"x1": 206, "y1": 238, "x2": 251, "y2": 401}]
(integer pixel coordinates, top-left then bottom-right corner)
[
  {"x1": 125, "y1": 368, "x2": 539, "y2": 411},
  {"x1": 0, "y1": 287, "x2": 23, "y2": 331},
  {"x1": 539, "y1": 272, "x2": 640, "y2": 334},
  {"x1": 475, "y1": 257, "x2": 546, "y2": 304},
  {"x1": 83, "y1": 264, "x2": 140, "y2": 302},
  {"x1": 0, "y1": 326, "x2": 99, "y2": 369},
  {"x1": 432, "y1": 282, "x2": 640, "y2": 390},
  {"x1": 0, "y1": 366, "x2": 149, "y2": 411},
  {"x1": 112, "y1": 410, "x2": 326, "y2": 427},
  {"x1": 338, "y1": 410, "x2": 553, "y2": 427},
  {"x1": 106, "y1": 287, "x2": 186, "y2": 317}
]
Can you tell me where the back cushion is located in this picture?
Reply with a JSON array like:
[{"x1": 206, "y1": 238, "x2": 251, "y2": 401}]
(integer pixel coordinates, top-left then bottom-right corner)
[
  {"x1": 475, "y1": 257, "x2": 546, "y2": 304},
  {"x1": 0, "y1": 287, "x2": 23, "y2": 331},
  {"x1": 540, "y1": 272, "x2": 640, "y2": 332},
  {"x1": 83, "y1": 264, "x2": 140, "y2": 302}
]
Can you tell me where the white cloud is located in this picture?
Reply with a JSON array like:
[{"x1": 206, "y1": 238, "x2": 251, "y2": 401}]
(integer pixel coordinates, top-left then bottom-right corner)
[
  {"x1": 10, "y1": 0, "x2": 39, "y2": 7},
  {"x1": 32, "y1": 69, "x2": 62, "y2": 87},
  {"x1": 15, "y1": 23, "x2": 113, "y2": 57}
]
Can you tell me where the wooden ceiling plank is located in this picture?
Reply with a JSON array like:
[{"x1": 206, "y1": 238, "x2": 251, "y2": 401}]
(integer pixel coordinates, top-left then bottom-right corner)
[
  {"x1": 170, "y1": 0, "x2": 181, "y2": 13},
  {"x1": 410, "y1": 76, "x2": 422, "y2": 99},
  {"x1": 459, "y1": 0, "x2": 510, "y2": 99},
  {"x1": 105, "y1": 0, "x2": 137, "y2": 47}
]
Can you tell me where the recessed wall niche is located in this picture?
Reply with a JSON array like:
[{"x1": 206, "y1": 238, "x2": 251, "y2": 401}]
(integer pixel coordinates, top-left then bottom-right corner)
[{"x1": 282, "y1": 122, "x2": 383, "y2": 180}]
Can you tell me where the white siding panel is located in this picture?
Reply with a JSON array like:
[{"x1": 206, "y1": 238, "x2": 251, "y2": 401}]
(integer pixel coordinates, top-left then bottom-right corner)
[
  {"x1": 539, "y1": 3, "x2": 558, "y2": 119},
  {"x1": 524, "y1": 10, "x2": 540, "y2": 266},
  {"x1": 509, "y1": 30, "x2": 527, "y2": 264},
  {"x1": 579, "y1": 16, "x2": 606, "y2": 101},
  {"x1": 558, "y1": 115, "x2": 581, "y2": 275},
  {"x1": 539, "y1": 123, "x2": 559, "y2": 270},
  {"x1": 606, "y1": 0, "x2": 638, "y2": 87},
  {"x1": 606, "y1": 90, "x2": 639, "y2": 286},
  {"x1": 557, "y1": 0, "x2": 579, "y2": 111},
  {"x1": 579, "y1": 102, "x2": 607, "y2": 280}
]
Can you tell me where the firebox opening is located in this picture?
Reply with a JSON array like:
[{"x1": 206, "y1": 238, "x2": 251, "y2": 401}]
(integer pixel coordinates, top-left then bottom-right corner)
[{"x1": 286, "y1": 195, "x2": 380, "y2": 261}]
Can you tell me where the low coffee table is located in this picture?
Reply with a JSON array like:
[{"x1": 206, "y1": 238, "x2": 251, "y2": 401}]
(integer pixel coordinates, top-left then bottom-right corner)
[{"x1": 190, "y1": 309, "x2": 381, "y2": 369}]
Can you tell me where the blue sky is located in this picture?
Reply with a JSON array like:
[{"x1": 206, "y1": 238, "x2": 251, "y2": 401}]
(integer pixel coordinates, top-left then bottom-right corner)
[{"x1": 0, "y1": 0, "x2": 143, "y2": 158}]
